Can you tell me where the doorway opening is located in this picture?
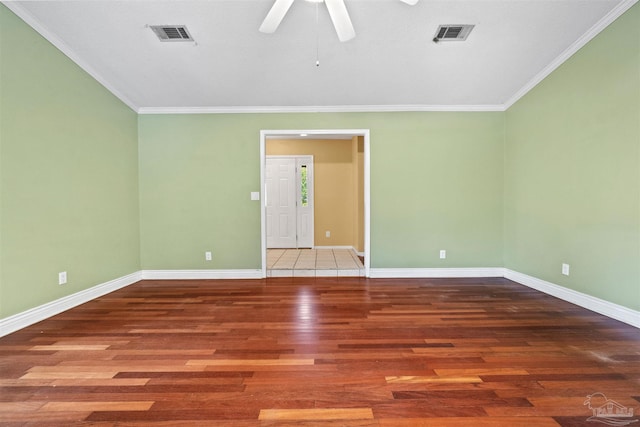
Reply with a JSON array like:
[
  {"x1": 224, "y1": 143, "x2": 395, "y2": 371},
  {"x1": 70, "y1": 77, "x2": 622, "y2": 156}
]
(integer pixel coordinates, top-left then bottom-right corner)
[{"x1": 260, "y1": 130, "x2": 370, "y2": 278}]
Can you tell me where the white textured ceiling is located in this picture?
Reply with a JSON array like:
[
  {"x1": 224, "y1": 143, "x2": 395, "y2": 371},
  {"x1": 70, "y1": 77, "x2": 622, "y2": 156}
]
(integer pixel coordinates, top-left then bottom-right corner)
[{"x1": 4, "y1": 0, "x2": 634, "y2": 112}]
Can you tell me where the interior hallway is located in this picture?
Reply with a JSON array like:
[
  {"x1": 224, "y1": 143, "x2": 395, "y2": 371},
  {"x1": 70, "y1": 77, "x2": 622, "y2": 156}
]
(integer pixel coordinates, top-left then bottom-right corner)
[{"x1": 267, "y1": 248, "x2": 364, "y2": 277}]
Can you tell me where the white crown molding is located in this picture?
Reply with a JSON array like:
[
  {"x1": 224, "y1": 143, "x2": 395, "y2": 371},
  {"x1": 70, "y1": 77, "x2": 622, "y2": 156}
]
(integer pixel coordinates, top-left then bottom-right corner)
[
  {"x1": 137, "y1": 104, "x2": 506, "y2": 115},
  {"x1": 368, "y1": 267, "x2": 505, "y2": 279},
  {"x1": 141, "y1": 270, "x2": 264, "y2": 280},
  {"x1": 6, "y1": 0, "x2": 637, "y2": 115},
  {"x1": 503, "y1": 0, "x2": 639, "y2": 109},
  {"x1": 0, "y1": 271, "x2": 142, "y2": 338},
  {"x1": 504, "y1": 269, "x2": 640, "y2": 329},
  {"x1": 1, "y1": 1, "x2": 139, "y2": 113}
]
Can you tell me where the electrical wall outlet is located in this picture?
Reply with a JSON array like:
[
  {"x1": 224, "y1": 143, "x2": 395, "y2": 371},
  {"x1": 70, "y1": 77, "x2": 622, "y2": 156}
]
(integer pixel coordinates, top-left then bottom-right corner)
[
  {"x1": 205, "y1": 251, "x2": 212, "y2": 261},
  {"x1": 58, "y1": 271, "x2": 67, "y2": 285},
  {"x1": 562, "y1": 263, "x2": 570, "y2": 276},
  {"x1": 439, "y1": 250, "x2": 446, "y2": 259},
  {"x1": 325, "y1": 231, "x2": 331, "y2": 238}
]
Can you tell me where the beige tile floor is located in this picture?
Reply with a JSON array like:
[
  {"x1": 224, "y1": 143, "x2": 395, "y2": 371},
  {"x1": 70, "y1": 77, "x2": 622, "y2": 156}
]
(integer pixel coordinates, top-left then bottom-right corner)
[{"x1": 267, "y1": 248, "x2": 365, "y2": 277}]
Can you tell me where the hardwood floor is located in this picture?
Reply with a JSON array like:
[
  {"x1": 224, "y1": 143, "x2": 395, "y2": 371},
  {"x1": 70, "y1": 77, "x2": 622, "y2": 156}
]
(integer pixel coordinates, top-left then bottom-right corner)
[{"x1": 1, "y1": 277, "x2": 639, "y2": 426}]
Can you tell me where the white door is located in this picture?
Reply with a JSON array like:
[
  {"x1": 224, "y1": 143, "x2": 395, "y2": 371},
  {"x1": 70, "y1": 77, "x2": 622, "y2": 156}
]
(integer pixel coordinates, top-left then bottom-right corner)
[
  {"x1": 266, "y1": 156, "x2": 314, "y2": 248},
  {"x1": 266, "y1": 158, "x2": 296, "y2": 248}
]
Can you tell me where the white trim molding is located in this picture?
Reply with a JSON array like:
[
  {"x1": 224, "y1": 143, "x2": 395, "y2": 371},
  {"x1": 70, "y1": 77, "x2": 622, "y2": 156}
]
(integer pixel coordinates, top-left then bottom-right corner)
[
  {"x1": 3, "y1": 267, "x2": 637, "y2": 337},
  {"x1": 503, "y1": 0, "x2": 639, "y2": 109},
  {"x1": 504, "y1": 269, "x2": 640, "y2": 329},
  {"x1": 141, "y1": 269, "x2": 263, "y2": 280},
  {"x1": 260, "y1": 129, "x2": 371, "y2": 279},
  {"x1": 369, "y1": 268, "x2": 505, "y2": 279},
  {"x1": 137, "y1": 104, "x2": 505, "y2": 115},
  {"x1": 0, "y1": 271, "x2": 142, "y2": 338},
  {"x1": 5, "y1": 0, "x2": 637, "y2": 115},
  {"x1": 369, "y1": 267, "x2": 639, "y2": 328},
  {"x1": 2, "y1": 1, "x2": 139, "y2": 112}
]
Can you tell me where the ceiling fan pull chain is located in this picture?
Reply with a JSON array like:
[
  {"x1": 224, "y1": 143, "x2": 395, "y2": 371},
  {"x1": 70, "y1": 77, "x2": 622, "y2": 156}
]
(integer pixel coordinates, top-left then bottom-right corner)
[{"x1": 315, "y1": 2, "x2": 320, "y2": 67}]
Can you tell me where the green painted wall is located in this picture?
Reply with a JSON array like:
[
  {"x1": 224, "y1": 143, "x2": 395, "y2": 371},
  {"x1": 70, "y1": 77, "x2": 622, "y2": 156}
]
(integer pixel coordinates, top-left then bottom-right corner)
[
  {"x1": 138, "y1": 112, "x2": 504, "y2": 270},
  {"x1": 0, "y1": 5, "x2": 140, "y2": 318},
  {"x1": 3, "y1": 0, "x2": 639, "y2": 322},
  {"x1": 505, "y1": 4, "x2": 640, "y2": 310}
]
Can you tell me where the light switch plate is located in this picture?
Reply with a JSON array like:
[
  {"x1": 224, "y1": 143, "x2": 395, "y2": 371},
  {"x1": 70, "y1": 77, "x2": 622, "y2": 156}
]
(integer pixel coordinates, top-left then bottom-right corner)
[{"x1": 250, "y1": 192, "x2": 260, "y2": 201}]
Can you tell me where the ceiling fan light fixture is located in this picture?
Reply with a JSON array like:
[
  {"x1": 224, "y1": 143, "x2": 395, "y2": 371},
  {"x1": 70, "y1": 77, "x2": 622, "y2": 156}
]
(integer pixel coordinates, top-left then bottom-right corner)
[
  {"x1": 260, "y1": 0, "x2": 418, "y2": 42},
  {"x1": 259, "y1": 0, "x2": 295, "y2": 34},
  {"x1": 324, "y1": 0, "x2": 355, "y2": 42}
]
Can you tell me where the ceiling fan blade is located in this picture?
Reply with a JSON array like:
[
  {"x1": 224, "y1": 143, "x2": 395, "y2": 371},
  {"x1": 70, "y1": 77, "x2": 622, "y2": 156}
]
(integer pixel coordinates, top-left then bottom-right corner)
[
  {"x1": 259, "y1": 0, "x2": 295, "y2": 34},
  {"x1": 398, "y1": 0, "x2": 420, "y2": 5},
  {"x1": 324, "y1": 0, "x2": 355, "y2": 42}
]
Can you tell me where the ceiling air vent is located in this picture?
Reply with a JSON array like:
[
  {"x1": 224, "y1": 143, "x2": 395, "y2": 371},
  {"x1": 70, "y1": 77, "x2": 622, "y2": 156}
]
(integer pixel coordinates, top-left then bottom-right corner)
[
  {"x1": 433, "y1": 25, "x2": 474, "y2": 42},
  {"x1": 150, "y1": 25, "x2": 194, "y2": 42}
]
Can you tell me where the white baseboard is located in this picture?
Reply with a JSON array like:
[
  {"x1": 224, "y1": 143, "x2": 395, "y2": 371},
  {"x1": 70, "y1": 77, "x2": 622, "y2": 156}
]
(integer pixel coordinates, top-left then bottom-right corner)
[
  {"x1": 0, "y1": 271, "x2": 142, "y2": 338},
  {"x1": 369, "y1": 267, "x2": 505, "y2": 278},
  {"x1": 3, "y1": 267, "x2": 637, "y2": 337},
  {"x1": 369, "y1": 267, "x2": 639, "y2": 328},
  {"x1": 504, "y1": 269, "x2": 640, "y2": 329},
  {"x1": 141, "y1": 269, "x2": 263, "y2": 280}
]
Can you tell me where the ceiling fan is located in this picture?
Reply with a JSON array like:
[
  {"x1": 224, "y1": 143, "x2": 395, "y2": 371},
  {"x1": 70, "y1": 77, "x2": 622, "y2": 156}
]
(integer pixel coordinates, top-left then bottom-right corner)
[{"x1": 259, "y1": 0, "x2": 420, "y2": 42}]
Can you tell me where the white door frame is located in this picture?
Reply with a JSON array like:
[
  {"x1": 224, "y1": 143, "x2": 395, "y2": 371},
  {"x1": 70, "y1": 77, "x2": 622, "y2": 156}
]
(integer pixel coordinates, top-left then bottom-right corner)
[{"x1": 260, "y1": 129, "x2": 370, "y2": 278}]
